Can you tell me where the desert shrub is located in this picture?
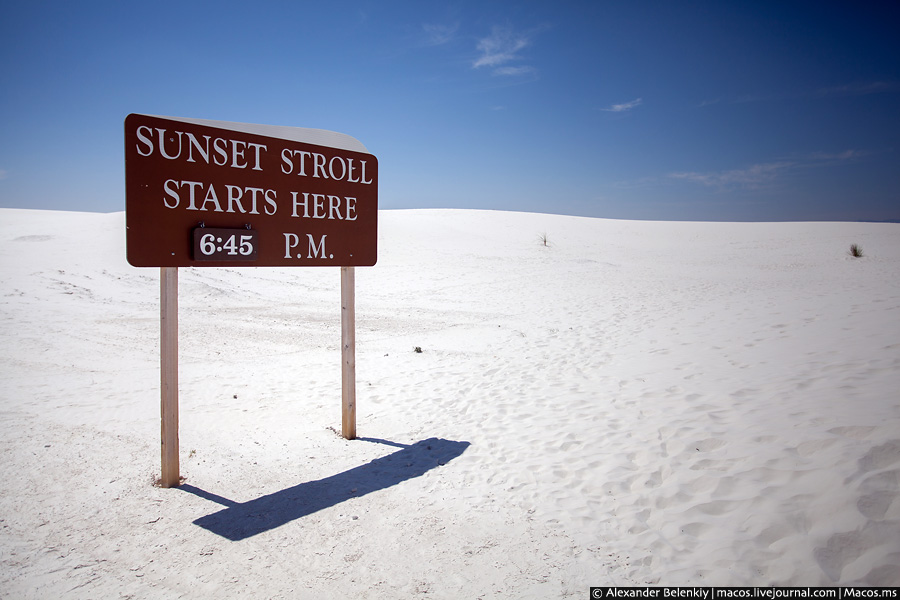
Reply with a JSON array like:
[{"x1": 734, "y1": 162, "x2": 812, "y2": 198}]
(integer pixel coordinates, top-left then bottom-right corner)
[{"x1": 849, "y1": 243, "x2": 864, "y2": 258}]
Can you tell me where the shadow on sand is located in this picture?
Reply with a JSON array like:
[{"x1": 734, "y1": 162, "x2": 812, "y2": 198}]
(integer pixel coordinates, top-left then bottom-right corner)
[{"x1": 180, "y1": 437, "x2": 470, "y2": 541}]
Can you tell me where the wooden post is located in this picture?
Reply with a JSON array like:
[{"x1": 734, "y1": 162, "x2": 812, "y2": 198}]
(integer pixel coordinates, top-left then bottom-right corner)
[
  {"x1": 160, "y1": 267, "x2": 180, "y2": 487},
  {"x1": 341, "y1": 266, "x2": 356, "y2": 440}
]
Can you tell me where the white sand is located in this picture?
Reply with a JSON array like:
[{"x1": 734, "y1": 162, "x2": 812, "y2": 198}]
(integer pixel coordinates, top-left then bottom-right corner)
[{"x1": 1, "y1": 207, "x2": 898, "y2": 596}]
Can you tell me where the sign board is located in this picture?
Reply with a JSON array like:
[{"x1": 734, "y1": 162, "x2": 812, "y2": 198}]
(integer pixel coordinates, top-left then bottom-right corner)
[{"x1": 125, "y1": 114, "x2": 378, "y2": 267}]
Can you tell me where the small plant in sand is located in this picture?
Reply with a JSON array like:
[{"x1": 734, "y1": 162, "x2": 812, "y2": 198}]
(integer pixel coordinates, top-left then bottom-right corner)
[
  {"x1": 848, "y1": 243, "x2": 864, "y2": 258},
  {"x1": 538, "y1": 232, "x2": 550, "y2": 247}
]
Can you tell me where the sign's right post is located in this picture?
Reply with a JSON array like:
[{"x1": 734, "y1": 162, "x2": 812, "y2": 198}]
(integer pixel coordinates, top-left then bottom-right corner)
[{"x1": 341, "y1": 266, "x2": 356, "y2": 440}]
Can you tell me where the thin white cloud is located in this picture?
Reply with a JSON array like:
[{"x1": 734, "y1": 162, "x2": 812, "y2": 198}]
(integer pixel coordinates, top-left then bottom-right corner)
[
  {"x1": 817, "y1": 81, "x2": 898, "y2": 97},
  {"x1": 423, "y1": 23, "x2": 458, "y2": 46},
  {"x1": 670, "y1": 161, "x2": 792, "y2": 188},
  {"x1": 697, "y1": 91, "x2": 791, "y2": 107},
  {"x1": 669, "y1": 150, "x2": 864, "y2": 189},
  {"x1": 699, "y1": 82, "x2": 898, "y2": 108},
  {"x1": 493, "y1": 65, "x2": 535, "y2": 77},
  {"x1": 0, "y1": 169, "x2": 7, "y2": 180},
  {"x1": 804, "y1": 149, "x2": 866, "y2": 161},
  {"x1": 601, "y1": 98, "x2": 643, "y2": 112},
  {"x1": 473, "y1": 25, "x2": 530, "y2": 69}
]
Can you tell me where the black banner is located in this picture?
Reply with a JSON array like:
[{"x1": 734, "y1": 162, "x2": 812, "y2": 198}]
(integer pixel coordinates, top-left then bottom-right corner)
[{"x1": 589, "y1": 589, "x2": 898, "y2": 600}]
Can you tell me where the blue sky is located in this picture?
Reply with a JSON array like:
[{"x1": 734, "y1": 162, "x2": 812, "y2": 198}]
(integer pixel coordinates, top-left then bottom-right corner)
[{"x1": 1, "y1": 0, "x2": 898, "y2": 221}]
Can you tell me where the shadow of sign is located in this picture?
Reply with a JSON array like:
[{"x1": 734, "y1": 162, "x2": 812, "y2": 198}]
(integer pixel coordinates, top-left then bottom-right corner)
[{"x1": 182, "y1": 437, "x2": 470, "y2": 541}]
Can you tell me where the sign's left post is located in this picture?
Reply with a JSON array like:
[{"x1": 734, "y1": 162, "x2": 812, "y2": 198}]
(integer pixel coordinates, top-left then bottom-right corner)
[{"x1": 160, "y1": 267, "x2": 180, "y2": 487}]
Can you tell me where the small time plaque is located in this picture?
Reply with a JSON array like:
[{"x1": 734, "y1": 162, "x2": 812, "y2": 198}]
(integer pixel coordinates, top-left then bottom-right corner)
[{"x1": 192, "y1": 227, "x2": 259, "y2": 262}]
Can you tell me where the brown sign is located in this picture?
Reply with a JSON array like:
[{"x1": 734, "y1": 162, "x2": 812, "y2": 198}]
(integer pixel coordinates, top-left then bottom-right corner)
[{"x1": 125, "y1": 114, "x2": 378, "y2": 267}]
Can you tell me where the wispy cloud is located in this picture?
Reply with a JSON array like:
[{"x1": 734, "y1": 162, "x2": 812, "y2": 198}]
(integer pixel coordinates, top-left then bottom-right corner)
[
  {"x1": 423, "y1": 23, "x2": 458, "y2": 46},
  {"x1": 494, "y1": 65, "x2": 535, "y2": 77},
  {"x1": 473, "y1": 25, "x2": 530, "y2": 68},
  {"x1": 669, "y1": 150, "x2": 864, "y2": 189},
  {"x1": 699, "y1": 81, "x2": 898, "y2": 108},
  {"x1": 471, "y1": 24, "x2": 541, "y2": 79},
  {"x1": 670, "y1": 161, "x2": 792, "y2": 188},
  {"x1": 601, "y1": 98, "x2": 643, "y2": 112},
  {"x1": 816, "y1": 81, "x2": 899, "y2": 97},
  {"x1": 698, "y1": 91, "x2": 794, "y2": 107},
  {"x1": 804, "y1": 149, "x2": 867, "y2": 161},
  {"x1": 0, "y1": 169, "x2": 7, "y2": 180}
]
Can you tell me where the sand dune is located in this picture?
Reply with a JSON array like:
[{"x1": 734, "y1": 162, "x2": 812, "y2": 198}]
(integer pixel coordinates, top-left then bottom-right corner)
[{"x1": 1, "y1": 208, "x2": 898, "y2": 596}]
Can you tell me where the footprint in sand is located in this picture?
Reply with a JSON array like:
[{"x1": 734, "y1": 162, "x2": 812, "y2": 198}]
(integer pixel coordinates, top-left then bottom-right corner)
[
  {"x1": 813, "y1": 530, "x2": 866, "y2": 583},
  {"x1": 828, "y1": 426, "x2": 876, "y2": 440},
  {"x1": 680, "y1": 522, "x2": 713, "y2": 537},
  {"x1": 693, "y1": 438, "x2": 726, "y2": 452},
  {"x1": 858, "y1": 440, "x2": 900, "y2": 473},
  {"x1": 857, "y1": 490, "x2": 898, "y2": 521},
  {"x1": 757, "y1": 524, "x2": 790, "y2": 548},
  {"x1": 795, "y1": 438, "x2": 839, "y2": 457},
  {"x1": 856, "y1": 468, "x2": 900, "y2": 521},
  {"x1": 691, "y1": 499, "x2": 741, "y2": 516}
]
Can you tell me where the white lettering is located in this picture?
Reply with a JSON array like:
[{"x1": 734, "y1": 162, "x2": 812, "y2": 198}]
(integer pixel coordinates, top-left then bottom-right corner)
[
  {"x1": 136, "y1": 125, "x2": 154, "y2": 156},
  {"x1": 156, "y1": 128, "x2": 182, "y2": 160},
  {"x1": 282, "y1": 149, "x2": 312, "y2": 176},
  {"x1": 311, "y1": 193, "x2": 326, "y2": 218},
  {"x1": 163, "y1": 179, "x2": 180, "y2": 208},
  {"x1": 225, "y1": 184, "x2": 246, "y2": 213},
  {"x1": 328, "y1": 195, "x2": 343, "y2": 220},
  {"x1": 247, "y1": 142, "x2": 266, "y2": 171},
  {"x1": 328, "y1": 156, "x2": 346, "y2": 180},
  {"x1": 289, "y1": 192, "x2": 359, "y2": 220},
  {"x1": 313, "y1": 153, "x2": 328, "y2": 178},
  {"x1": 213, "y1": 137, "x2": 228, "y2": 166},
  {"x1": 360, "y1": 160, "x2": 373, "y2": 184},
  {"x1": 281, "y1": 148, "x2": 294, "y2": 174},
  {"x1": 244, "y1": 187, "x2": 263, "y2": 215},
  {"x1": 183, "y1": 181, "x2": 204, "y2": 210},
  {"x1": 264, "y1": 189, "x2": 277, "y2": 215},
  {"x1": 307, "y1": 234, "x2": 327, "y2": 259},
  {"x1": 185, "y1": 133, "x2": 210, "y2": 163},
  {"x1": 200, "y1": 183, "x2": 223, "y2": 212},
  {"x1": 346, "y1": 158, "x2": 360, "y2": 183},
  {"x1": 231, "y1": 140, "x2": 247, "y2": 168},
  {"x1": 283, "y1": 233, "x2": 300, "y2": 258},
  {"x1": 291, "y1": 191, "x2": 310, "y2": 218},
  {"x1": 295, "y1": 150, "x2": 311, "y2": 175}
]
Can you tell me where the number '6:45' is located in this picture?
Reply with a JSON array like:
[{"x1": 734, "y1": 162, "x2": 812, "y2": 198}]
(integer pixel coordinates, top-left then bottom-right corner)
[{"x1": 192, "y1": 228, "x2": 259, "y2": 261}]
